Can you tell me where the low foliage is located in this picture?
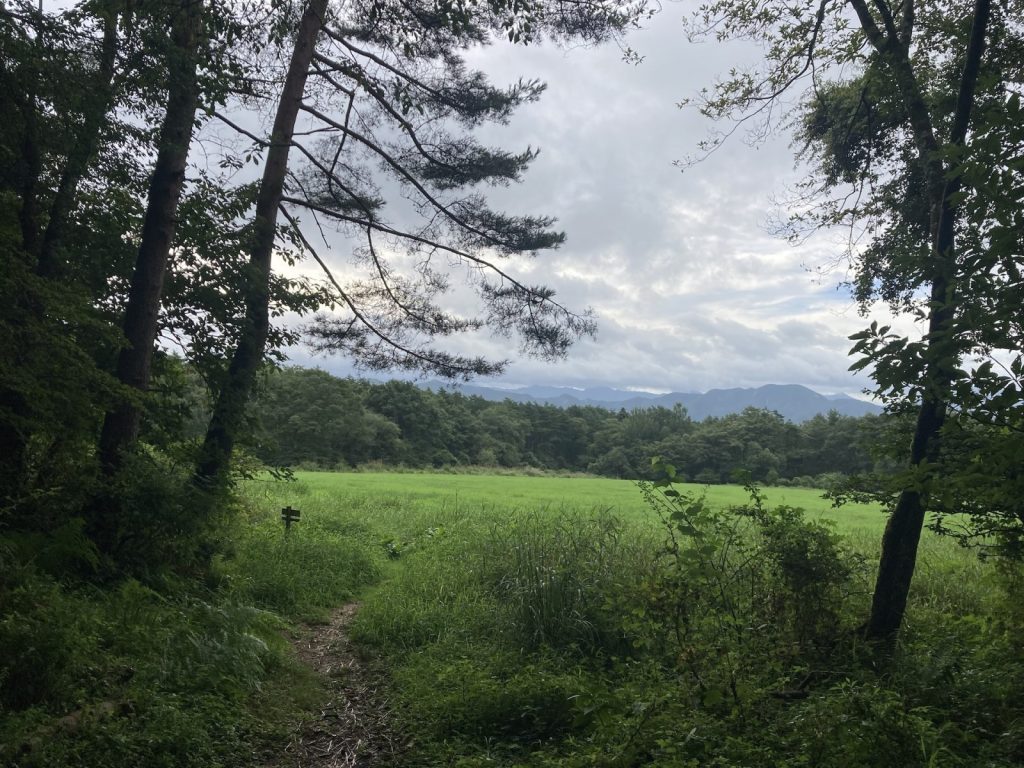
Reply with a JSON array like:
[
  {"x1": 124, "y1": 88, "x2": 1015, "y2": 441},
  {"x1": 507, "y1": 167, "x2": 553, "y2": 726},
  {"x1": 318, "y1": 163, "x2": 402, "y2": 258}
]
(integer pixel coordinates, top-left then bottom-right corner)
[{"x1": 0, "y1": 482, "x2": 383, "y2": 768}]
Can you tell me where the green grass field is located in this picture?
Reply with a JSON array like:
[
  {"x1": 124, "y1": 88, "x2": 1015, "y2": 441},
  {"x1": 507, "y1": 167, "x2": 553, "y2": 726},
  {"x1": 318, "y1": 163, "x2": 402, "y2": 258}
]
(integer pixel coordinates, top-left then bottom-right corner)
[
  {"x1": 235, "y1": 469, "x2": 1016, "y2": 767},
  {"x1": 241, "y1": 468, "x2": 996, "y2": 638},
  {"x1": 285, "y1": 471, "x2": 889, "y2": 532},
  {"x1": 246, "y1": 471, "x2": 973, "y2": 585}
]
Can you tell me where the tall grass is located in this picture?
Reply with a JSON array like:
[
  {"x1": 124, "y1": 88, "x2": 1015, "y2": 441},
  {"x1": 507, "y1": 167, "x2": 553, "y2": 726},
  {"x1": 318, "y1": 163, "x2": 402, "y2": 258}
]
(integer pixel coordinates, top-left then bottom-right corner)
[
  {"x1": 0, "y1": 570, "x2": 293, "y2": 768},
  {"x1": 480, "y1": 510, "x2": 655, "y2": 655},
  {"x1": 321, "y1": 473, "x2": 1024, "y2": 768},
  {"x1": 219, "y1": 512, "x2": 381, "y2": 621},
  {"x1": 0, "y1": 481, "x2": 387, "y2": 768}
]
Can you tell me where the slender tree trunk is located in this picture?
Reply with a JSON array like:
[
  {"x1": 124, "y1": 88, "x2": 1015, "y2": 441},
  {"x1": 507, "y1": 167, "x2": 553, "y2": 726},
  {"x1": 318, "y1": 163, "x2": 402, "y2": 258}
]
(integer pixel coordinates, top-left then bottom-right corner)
[
  {"x1": 37, "y1": 6, "x2": 121, "y2": 279},
  {"x1": 2, "y1": 7, "x2": 47, "y2": 497},
  {"x1": 865, "y1": 348, "x2": 948, "y2": 640},
  {"x1": 864, "y1": 0, "x2": 991, "y2": 642},
  {"x1": 98, "y1": 0, "x2": 203, "y2": 473},
  {"x1": 17, "y1": 103, "x2": 42, "y2": 257},
  {"x1": 15, "y1": 1, "x2": 44, "y2": 260},
  {"x1": 0, "y1": 391, "x2": 29, "y2": 505},
  {"x1": 2, "y1": 4, "x2": 123, "y2": 495},
  {"x1": 194, "y1": 0, "x2": 327, "y2": 485}
]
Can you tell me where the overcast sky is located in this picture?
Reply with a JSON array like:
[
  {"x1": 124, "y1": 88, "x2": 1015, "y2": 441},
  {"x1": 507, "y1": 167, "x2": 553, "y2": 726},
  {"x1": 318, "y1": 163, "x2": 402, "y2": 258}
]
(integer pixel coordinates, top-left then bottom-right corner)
[{"x1": 281, "y1": 6, "x2": 914, "y2": 397}]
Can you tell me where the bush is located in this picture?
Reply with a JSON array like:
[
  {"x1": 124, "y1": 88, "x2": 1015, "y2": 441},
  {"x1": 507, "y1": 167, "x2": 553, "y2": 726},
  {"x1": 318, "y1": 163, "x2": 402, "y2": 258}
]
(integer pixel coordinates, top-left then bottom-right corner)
[
  {"x1": 85, "y1": 451, "x2": 233, "y2": 580},
  {"x1": 753, "y1": 503, "x2": 864, "y2": 651},
  {"x1": 634, "y1": 461, "x2": 863, "y2": 709}
]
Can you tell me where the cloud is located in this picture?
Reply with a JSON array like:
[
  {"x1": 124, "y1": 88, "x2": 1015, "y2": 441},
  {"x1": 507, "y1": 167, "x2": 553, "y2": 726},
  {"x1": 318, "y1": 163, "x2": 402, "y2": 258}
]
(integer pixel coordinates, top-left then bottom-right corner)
[{"x1": 282, "y1": 9, "x2": 914, "y2": 397}]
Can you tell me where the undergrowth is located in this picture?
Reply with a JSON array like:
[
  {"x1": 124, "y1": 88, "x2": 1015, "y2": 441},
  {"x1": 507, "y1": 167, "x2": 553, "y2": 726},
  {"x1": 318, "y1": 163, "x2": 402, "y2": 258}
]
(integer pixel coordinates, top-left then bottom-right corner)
[
  {"x1": 5, "y1": 470, "x2": 1022, "y2": 767},
  {"x1": 0, "y1": 482, "x2": 385, "y2": 768}
]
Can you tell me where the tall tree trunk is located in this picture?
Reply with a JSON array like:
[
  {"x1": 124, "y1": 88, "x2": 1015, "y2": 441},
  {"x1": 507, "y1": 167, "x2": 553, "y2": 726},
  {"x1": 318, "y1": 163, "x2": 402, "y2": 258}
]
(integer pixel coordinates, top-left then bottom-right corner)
[
  {"x1": 17, "y1": 98, "x2": 42, "y2": 258},
  {"x1": 98, "y1": 0, "x2": 203, "y2": 473},
  {"x1": 15, "y1": 0, "x2": 44, "y2": 259},
  {"x1": 2, "y1": 7, "x2": 48, "y2": 498},
  {"x1": 37, "y1": 5, "x2": 121, "y2": 279},
  {"x1": 2, "y1": 3, "x2": 123, "y2": 496},
  {"x1": 194, "y1": 0, "x2": 327, "y2": 485},
  {"x1": 864, "y1": 0, "x2": 991, "y2": 642},
  {"x1": 865, "y1": 349, "x2": 948, "y2": 640}
]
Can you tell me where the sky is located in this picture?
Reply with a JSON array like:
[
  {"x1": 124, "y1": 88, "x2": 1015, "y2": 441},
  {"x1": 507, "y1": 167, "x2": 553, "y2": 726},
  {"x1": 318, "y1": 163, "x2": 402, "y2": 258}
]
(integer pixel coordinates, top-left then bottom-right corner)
[{"x1": 277, "y1": 5, "x2": 916, "y2": 397}]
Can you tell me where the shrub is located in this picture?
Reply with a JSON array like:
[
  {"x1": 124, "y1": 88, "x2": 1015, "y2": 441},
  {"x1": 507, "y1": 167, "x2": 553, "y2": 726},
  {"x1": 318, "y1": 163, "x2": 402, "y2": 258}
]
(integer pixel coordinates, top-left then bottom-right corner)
[
  {"x1": 635, "y1": 459, "x2": 862, "y2": 709},
  {"x1": 87, "y1": 451, "x2": 233, "y2": 580}
]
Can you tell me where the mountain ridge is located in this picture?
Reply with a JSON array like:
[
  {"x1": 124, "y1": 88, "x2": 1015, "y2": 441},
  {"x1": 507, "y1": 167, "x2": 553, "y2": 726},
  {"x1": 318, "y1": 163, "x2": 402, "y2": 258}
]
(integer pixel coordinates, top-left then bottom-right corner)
[{"x1": 421, "y1": 381, "x2": 880, "y2": 422}]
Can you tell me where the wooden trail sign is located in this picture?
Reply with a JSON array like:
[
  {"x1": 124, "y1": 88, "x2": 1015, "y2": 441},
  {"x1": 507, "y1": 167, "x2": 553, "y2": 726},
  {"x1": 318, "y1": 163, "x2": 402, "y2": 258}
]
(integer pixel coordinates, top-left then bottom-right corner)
[{"x1": 281, "y1": 506, "x2": 300, "y2": 532}]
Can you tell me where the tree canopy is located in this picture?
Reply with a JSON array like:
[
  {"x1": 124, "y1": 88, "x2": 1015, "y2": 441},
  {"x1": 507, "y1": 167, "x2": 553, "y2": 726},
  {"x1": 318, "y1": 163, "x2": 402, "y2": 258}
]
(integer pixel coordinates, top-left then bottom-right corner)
[{"x1": 241, "y1": 366, "x2": 886, "y2": 484}]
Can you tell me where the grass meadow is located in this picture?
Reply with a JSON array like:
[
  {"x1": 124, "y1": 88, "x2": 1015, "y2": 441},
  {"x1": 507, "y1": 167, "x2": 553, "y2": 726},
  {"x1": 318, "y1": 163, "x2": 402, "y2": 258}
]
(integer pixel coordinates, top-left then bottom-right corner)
[
  {"x1": 273, "y1": 470, "x2": 977, "y2": 583},
  {"x1": 7, "y1": 467, "x2": 1016, "y2": 767},
  {"x1": 288, "y1": 470, "x2": 886, "y2": 529},
  {"x1": 232, "y1": 470, "x2": 1020, "y2": 768}
]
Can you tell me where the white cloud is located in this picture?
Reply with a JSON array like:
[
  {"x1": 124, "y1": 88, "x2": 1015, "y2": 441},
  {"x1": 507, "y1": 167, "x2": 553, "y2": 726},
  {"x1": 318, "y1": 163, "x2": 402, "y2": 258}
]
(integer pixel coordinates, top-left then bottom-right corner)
[{"x1": 280, "y1": 9, "x2": 918, "y2": 398}]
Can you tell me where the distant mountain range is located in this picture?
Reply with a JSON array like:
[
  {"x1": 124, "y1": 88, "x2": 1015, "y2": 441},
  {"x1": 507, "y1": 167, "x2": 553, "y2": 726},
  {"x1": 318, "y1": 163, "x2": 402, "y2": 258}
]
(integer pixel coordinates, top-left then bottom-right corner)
[{"x1": 422, "y1": 382, "x2": 881, "y2": 423}]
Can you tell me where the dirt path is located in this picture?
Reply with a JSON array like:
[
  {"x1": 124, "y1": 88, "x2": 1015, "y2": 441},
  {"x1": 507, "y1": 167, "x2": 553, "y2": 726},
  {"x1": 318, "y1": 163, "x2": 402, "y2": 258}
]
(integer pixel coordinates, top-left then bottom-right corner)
[{"x1": 272, "y1": 603, "x2": 404, "y2": 767}]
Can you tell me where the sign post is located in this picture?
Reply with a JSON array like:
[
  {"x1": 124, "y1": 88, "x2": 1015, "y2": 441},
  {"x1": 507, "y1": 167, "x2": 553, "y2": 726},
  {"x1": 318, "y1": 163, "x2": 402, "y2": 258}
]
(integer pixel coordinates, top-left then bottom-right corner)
[{"x1": 281, "y1": 506, "x2": 300, "y2": 534}]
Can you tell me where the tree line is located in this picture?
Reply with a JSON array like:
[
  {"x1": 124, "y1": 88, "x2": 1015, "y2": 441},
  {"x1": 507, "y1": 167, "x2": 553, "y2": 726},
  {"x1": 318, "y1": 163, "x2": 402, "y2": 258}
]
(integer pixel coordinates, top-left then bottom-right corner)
[{"x1": 246, "y1": 366, "x2": 892, "y2": 485}]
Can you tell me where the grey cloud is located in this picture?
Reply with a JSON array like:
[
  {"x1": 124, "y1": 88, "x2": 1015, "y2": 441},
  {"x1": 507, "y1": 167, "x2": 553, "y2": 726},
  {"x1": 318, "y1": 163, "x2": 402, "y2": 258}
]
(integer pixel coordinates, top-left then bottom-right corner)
[{"x1": 278, "y1": 10, "x2": 893, "y2": 398}]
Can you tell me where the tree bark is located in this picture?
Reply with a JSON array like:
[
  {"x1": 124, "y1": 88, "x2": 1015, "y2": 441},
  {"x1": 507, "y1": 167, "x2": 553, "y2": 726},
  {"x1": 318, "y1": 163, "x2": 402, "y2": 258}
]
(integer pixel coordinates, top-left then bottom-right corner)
[
  {"x1": 864, "y1": 0, "x2": 992, "y2": 642},
  {"x1": 194, "y1": 0, "x2": 327, "y2": 486},
  {"x1": 2, "y1": 3, "x2": 123, "y2": 495},
  {"x1": 37, "y1": 6, "x2": 121, "y2": 279},
  {"x1": 98, "y1": 0, "x2": 203, "y2": 473}
]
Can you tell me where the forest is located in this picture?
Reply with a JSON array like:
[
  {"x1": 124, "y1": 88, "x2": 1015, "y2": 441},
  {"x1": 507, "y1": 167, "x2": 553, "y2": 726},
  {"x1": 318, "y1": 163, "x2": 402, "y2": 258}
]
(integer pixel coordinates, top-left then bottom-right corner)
[
  {"x1": 2, "y1": 0, "x2": 1023, "y2": 765},
  {"x1": 248, "y1": 366, "x2": 890, "y2": 485}
]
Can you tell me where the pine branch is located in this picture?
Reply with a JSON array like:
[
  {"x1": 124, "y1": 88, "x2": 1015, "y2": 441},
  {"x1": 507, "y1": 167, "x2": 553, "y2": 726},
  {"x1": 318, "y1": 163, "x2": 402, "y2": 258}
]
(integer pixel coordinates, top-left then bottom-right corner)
[
  {"x1": 279, "y1": 204, "x2": 503, "y2": 377},
  {"x1": 299, "y1": 102, "x2": 557, "y2": 253}
]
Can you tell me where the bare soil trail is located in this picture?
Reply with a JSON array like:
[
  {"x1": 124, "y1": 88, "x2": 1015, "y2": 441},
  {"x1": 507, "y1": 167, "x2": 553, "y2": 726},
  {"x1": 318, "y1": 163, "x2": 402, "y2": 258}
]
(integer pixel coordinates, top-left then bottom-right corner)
[{"x1": 271, "y1": 603, "x2": 404, "y2": 767}]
